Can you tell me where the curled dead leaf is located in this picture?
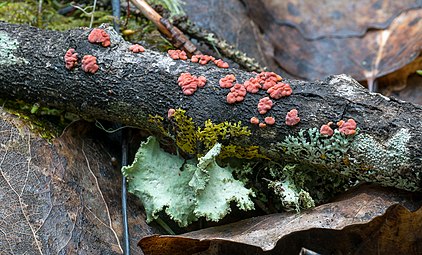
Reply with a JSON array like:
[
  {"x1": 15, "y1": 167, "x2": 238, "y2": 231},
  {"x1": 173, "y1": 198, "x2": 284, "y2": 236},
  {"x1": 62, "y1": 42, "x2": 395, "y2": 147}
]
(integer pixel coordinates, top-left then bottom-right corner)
[{"x1": 140, "y1": 185, "x2": 422, "y2": 255}]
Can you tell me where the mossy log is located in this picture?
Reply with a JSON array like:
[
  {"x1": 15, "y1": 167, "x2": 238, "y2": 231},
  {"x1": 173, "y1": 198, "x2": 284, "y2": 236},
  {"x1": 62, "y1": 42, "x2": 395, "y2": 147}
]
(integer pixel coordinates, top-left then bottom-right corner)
[{"x1": 0, "y1": 22, "x2": 421, "y2": 191}]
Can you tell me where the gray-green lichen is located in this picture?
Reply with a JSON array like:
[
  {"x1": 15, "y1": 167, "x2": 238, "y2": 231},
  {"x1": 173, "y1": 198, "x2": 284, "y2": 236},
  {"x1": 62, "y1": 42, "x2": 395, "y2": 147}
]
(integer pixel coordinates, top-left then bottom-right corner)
[
  {"x1": 280, "y1": 127, "x2": 355, "y2": 174},
  {"x1": 278, "y1": 126, "x2": 419, "y2": 194},
  {"x1": 351, "y1": 128, "x2": 419, "y2": 191},
  {"x1": 0, "y1": 31, "x2": 28, "y2": 65}
]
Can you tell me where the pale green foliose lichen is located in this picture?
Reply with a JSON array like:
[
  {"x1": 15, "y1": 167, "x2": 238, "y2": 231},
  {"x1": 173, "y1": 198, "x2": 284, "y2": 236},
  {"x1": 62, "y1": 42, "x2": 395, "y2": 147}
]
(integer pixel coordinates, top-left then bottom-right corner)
[
  {"x1": 122, "y1": 136, "x2": 254, "y2": 227},
  {"x1": 268, "y1": 177, "x2": 315, "y2": 212},
  {"x1": 0, "y1": 31, "x2": 28, "y2": 65}
]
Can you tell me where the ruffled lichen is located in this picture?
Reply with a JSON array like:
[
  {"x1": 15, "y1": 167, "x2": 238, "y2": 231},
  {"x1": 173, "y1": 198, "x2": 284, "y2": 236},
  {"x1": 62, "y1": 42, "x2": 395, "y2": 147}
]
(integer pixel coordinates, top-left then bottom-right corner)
[{"x1": 280, "y1": 128, "x2": 356, "y2": 173}]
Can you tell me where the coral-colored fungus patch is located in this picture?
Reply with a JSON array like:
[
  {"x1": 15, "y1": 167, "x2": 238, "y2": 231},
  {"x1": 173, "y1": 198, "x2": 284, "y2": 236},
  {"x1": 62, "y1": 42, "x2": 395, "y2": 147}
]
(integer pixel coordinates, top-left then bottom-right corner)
[
  {"x1": 129, "y1": 44, "x2": 145, "y2": 53},
  {"x1": 264, "y1": 116, "x2": 275, "y2": 125},
  {"x1": 337, "y1": 119, "x2": 357, "y2": 135},
  {"x1": 286, "y1": 109, "x2": 300, "y2": 126},
  {"x1": 177, "y1": 72, "x2": 207, "y2": 96},
  {"x1": 226, "y1": 84, "x2": 247, "y2": 104},
  {"x1": 88, "y1": 28, "x2": 111, "y2": 47},
  {"x1": 244, "y1": 77, "x2": 261, "y2": 93},
  {"x1": 250, "y1": 117, "x2": 259, "y2": 125},
  {"x1": 214, "y1": 59, "x2": 229, "y2": 68},
  {"x1": 320, "y1": 122, "x2": 334, "y2": 136},
  {"x1": 191, "y1": 54, "x2": 215, "y2": 65},
  {"x1": 257, "y1": 97, "x2": 273, "y2": 114},
  {"x1": 219, "y1": 74, "x2": 236, "y2": 88},
  {"x1": 64, "y1": 48, "x2": 78, "y2": 70},
  {"x1": 267, "y1": 82, "x2": 292, "y2": 99},
  {"x1": 168, "y1": 108, "x2": 176, "y2": 119},
  {"x1": 168, "y1": 49, "x2": 187, "y2": 60},
  {"x1": 258, "y1": 72, "x2": 282, "y2": 90},
  {"x1": 81, "y1": 55, "x2": 99, "y2": 73}
]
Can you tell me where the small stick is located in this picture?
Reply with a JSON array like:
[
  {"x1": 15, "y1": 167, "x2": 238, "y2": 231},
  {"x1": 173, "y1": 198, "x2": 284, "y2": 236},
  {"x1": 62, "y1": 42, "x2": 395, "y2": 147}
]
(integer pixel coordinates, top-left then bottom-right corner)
[{"x1": 129, "y1": 0, "x2": 200, "y2": 56}]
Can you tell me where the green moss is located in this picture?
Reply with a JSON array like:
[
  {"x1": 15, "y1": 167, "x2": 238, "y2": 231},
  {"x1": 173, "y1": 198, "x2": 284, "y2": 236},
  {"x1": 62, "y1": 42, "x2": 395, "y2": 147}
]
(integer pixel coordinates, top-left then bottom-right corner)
[
  {"x1": 1, "y1": 99, "x2": 76, "y2": 140},
  {"x1": 173, "y1": 109, "x2": 197, "y2": 155},
  {"x1": 148, "y1": 114, "x2": 167, "y2": 135},
  {"x1": 219, "y1": 145, "x2": 268, "y2": 160},
  {"x1": 197, "y1": 119, "x2": 251, "y2": 150},
  {"x1": 171, "y1": 109, "x2": 265, "y2": 159}
]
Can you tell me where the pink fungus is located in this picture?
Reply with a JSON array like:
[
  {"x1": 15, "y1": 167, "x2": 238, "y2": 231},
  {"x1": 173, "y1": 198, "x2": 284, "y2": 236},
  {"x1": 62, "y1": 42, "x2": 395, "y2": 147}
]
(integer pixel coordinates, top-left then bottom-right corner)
[
  {"x1": 250, "y1": 117, "x2": 259, "y2": 125},
  {"x1": 320, "y1": 122, "x2": 334, "y2": 136},
  {"x1": 267, "y1": 82, "x2": 292, "y2": 99},
  {"x1": 244, "y1": 77, "x2": 261, "y2": 93},
  {"x1": 168, "y1": 108, "x2": 176, "y2": 119},
  {"x1": 264, "y1": 116, "x2": 275, "y2": 125},
  {"x1": 285, "y1": 109, "x2": 300, "y2": 126},
  {"x1": 219, "y1": 74, "x2": 236, "y2": 88},
  {"x1": 64, "y1": 48, "x2": 78, "y2": 70},
  {"x1": 257, "y1": 72, "x2": 282, "y2": 90},
  {"x1": 226, "y1": 84, "x2": 247, "y2": 104},
  {"x1": 88, "y1": 28, "x2": 111, "y2": 47},
  {"x1": 259, "y1": 123, "x2": 267, "y2": 128},
  {"x1": 177, "y1": 72, "x2": 207, "y2": 95},
  {"x1": 257, "y1": 97, "x2": 273, "y2": 114},
  {"x1": 214, "y1": 59, "x2": 229, "y2": 68},
  {"x1": 129, "y1": 44, "x2": 145, "y2": 53},
  {"x1": 81, "y1": 55, "x2": 99, "y2": 73},
  {"x1": 191, "y1": 54, "x2": 215, "y2": 65},
  {"x1": 168, "y1": 49, "x2": 187, "y2": 60},
  {"x1": 337, "y1": 119, "x2": 357, "y2": 135}
]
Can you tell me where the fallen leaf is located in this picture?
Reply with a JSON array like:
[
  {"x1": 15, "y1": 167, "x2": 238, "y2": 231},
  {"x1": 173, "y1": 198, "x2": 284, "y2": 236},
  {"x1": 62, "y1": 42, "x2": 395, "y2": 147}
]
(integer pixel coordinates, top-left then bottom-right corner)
[
  {"x1": 139, "y1": 184, "x2": 422, "y2": 254},
  {"x1": 0, "y1": 108, "x2": 156, "y2": 254},
  {"x1": 246, "y1": 0, "x2": 421, "y2": 39}
]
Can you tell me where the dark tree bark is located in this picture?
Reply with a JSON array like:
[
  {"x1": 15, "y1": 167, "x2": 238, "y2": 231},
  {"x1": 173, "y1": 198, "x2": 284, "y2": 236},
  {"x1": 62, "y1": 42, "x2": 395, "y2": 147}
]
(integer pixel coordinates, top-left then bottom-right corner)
[{"x1": 0, "y1": 22, "x2": 421, "y2": 191}]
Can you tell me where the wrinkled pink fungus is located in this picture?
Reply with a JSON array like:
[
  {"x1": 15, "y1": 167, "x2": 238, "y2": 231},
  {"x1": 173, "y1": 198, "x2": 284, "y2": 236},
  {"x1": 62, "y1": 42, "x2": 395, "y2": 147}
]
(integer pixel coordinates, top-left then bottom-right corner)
[
  {"x1": 250, "y1": 117, "x2": 259, "y2": 125},
  {"x1": 264, "y1": 116, "x2": 275, "y2": 125},
  {"x1": 286, "y1": 109, "x2": 300, "y2": 126},
  {"x1": 244, "y1": 77, "x2": 261, "y2": 93},
  {"x1": 168, "y1": 49, "x2": 187, "y2": 60},
  {"x1": 259, "y1": 123, "x2": 267, "y2": 128},
  {"x1": 226, "y1": 84, "x2": 247, "y2": 104},
  {"x1": 168, "y1": 108, "x2": 176, "y2": 119},
  {"x1": 129, "y1": 44, "x2": 145, "y2": 53},
  {"x1": 320, "y1": 122, "x2": 334, "y2": 136},
  {"x1": 88, "y1": 28, "x2": 111, "y2": 47},
  {"x1": 214, "y1": 59, "x2": 229, "y2": 68},
  {"x1": 177, "y1": 72, "x2": 207, "y2": 95},
  {"x1": 267, "y1": 82, "x2": 292, "y2": 99},
  {"x1": 64, "y1": 48, "x2": 78, "y2": 70},
  {"x1": 191, "y1": 54, "x2": 215, "y2": 65},
  {"x1": 219, "y1": 74, "x2": 236, "y2": 88},
  {"x1": 81, "y1": 55, "x2": 99, "y2": 73},
  {"x1": 257, "y1": 97, "x2": 273, "y2": 114},
  {"x1": 258, "y1": 72, "x2": 282, "y2": 90},
  {"x1": 338, "y1": 119, "x2": 357, "y2": 135}
]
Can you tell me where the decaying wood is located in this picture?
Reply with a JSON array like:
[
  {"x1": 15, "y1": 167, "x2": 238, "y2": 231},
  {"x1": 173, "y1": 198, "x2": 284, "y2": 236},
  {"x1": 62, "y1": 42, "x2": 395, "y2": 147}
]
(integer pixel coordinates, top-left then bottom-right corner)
[{"x1": 0, "y1": 22, "x2": 421, "y2": 190}]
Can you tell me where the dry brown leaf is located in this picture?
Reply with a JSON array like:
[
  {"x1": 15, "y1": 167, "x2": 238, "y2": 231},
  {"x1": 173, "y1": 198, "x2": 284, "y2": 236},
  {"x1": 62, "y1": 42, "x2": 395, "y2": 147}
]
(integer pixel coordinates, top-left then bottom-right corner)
[
  {"x1": 250, "y1": 7, "x2": 421, "y2": 87},
  {"x1": 139, "y1": 185, "x2": 422, "y2": 255},
  {"x1": 246, "y1": 0, "x2": 421, "y2": 39},
  {"x1": 377, "y1": 55, "x2": 422, "y2": 104},
  {"x1": 0, "y1": 109, "x2": 155, "y2": 254}
]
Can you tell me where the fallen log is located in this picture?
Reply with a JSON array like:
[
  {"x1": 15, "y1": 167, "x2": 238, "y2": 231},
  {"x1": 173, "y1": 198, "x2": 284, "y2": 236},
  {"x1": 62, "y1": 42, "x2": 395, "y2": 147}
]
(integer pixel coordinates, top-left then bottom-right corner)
[{"x1": 0, "y1": 21, "x2": 421, "y2": 191}]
